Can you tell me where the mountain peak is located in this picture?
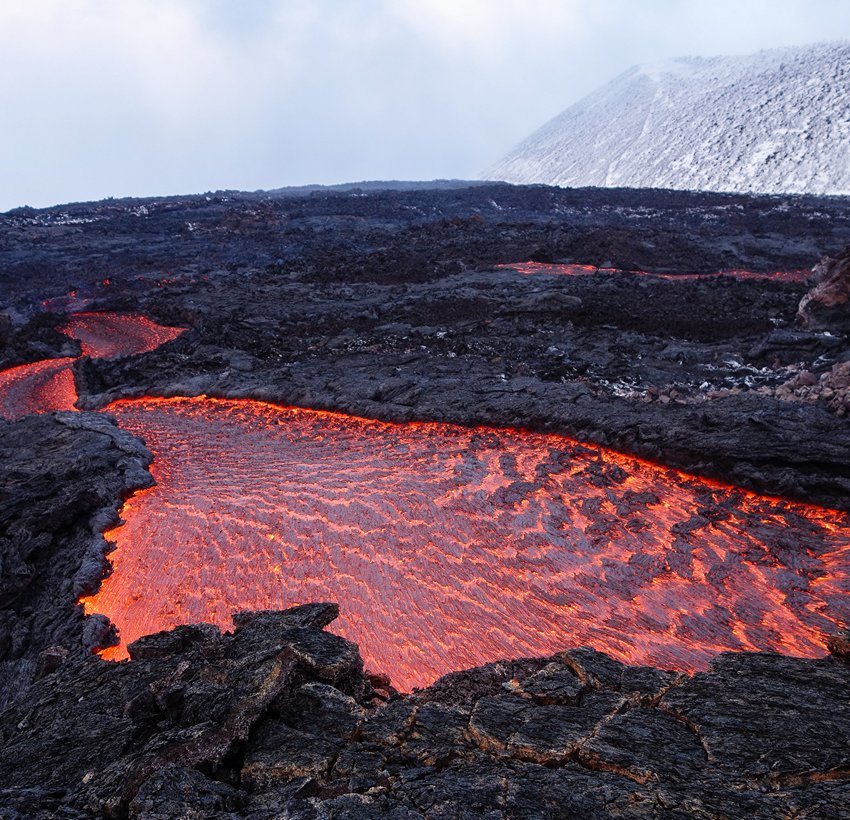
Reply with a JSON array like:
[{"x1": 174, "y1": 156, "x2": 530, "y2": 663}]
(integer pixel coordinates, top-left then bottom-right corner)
[{"x1": 484, "y1": 41, "x2": 850, "y2": 195}]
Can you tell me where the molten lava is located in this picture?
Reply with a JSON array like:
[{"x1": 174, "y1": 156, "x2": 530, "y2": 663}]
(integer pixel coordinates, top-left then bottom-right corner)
[
  {"x1": 58, "y1": 312, "x2": 184, "y2": 359},
  {"x1": 0, "y1": 358, "x2": 78, "y2": 420},
  {"x1": 3, "y1": 309, "x2": 846, "y2": 691},
  {"x1": 81, "y1": 397, "x2": 850, "y2": 691},
  {"x1": 501, "y1": 261, "x2": 811, "y2": 282},
  {"x1": 0, "y1": 313, "x2": 184, "y2": 420}
]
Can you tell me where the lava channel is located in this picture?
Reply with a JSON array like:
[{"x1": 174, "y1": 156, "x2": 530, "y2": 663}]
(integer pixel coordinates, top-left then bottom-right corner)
[
  {"x1": 80, "y1": 396, "x2": 850, "y2": 691},
  {"x1": 0, "y1": 313, "x2": 184, "y2": 420},
  {"x1": 57, "y1": 312, "x2": 185, "y2": 359},
  {"x1": 500, "y1": 261, "x2": 811, "y2": 282}
]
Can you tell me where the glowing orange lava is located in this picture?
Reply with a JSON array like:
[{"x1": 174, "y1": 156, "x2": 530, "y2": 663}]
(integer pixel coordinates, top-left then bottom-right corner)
[
  {"x1": 80, "y1": 397, "x2": 850, "y2": 691},
  {"x1": 58, "y1": 312, "x2": 184, "y2": 359},
  {"x1": 500, "y1": 261, "x2": 811, "y2": 283},
  {"x1": 0, "y1": 358, "x2": 78, "y2": 420},
  {"x1": 0, "y1": 313, "x2": 184, "y2": 420}
]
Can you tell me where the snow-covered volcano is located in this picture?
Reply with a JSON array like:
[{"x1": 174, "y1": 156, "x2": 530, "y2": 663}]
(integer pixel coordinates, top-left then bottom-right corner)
[{"x1": 484, "y1": 41, "x2": 850, "y2": 196}]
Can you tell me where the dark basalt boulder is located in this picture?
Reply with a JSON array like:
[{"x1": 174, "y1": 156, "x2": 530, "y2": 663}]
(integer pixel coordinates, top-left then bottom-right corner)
[{"x1": 827, "y1": 628, "x2": 850, "y2": 659}]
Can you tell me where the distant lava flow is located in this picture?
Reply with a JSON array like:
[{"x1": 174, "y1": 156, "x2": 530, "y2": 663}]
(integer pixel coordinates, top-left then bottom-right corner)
[
  {"x1": 57, "y1": 312, "x2": 184, "y2": 359},
  {"x1": 0, "y1": 358, "x2": 78, "y2": 420},
  {"x1": 81, "y1": 397, "x2": 849, "y2": 691},
  {"x1": 0, "y1": 313, "x2": 184, "y2": 420},
  {"x1": 500, "y1": 261, "x2": 811, "y2": 282}
]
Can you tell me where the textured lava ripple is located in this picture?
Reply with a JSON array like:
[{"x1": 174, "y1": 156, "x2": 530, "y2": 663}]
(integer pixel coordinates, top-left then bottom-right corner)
[
  {"x1": 81, "y1": 397, "x2": 850, "y2": 691},
  {"x1": 0, "y1": 358, "x2": 78, "y2": 420}
]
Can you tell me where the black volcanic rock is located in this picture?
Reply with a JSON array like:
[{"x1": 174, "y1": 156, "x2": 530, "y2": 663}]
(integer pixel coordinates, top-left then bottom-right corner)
[
  {"x1": 0, "y1": 412, "x2": 152, "y2": 708},
  {"x1": 1, "y1": 605, "x2": 849, "y2": 818}
]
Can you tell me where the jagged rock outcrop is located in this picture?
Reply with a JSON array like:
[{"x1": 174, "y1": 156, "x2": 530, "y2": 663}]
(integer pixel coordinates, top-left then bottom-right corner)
[
  {"x1": 1, "y1": 604, "x2": 849, "y2": 818},
  {"x1": 797, "y1": 245, "x2": 850, "y2": 331}
]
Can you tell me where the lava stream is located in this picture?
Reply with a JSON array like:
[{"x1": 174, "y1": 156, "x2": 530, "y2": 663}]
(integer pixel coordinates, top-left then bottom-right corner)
[
  {"x1": 500, "y1": 261, "x2": 811, "y2": 282},
  {"x1": 0, "y1": 358, "x2": 78, "y2": 420},
  {"x1": 81, "y1": 396, "x2": 850, "y2": 691}
]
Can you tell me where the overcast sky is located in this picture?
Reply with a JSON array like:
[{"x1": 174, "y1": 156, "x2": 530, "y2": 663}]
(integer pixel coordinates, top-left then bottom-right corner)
[{"x1": 1, "y1": 0, "x2": 848, "y2": 211}]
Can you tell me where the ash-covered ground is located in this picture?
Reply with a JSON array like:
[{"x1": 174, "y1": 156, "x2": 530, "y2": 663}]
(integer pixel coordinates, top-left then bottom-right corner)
[{"x1": 2, "y1": 183, "x2": 850, "y2": 818}]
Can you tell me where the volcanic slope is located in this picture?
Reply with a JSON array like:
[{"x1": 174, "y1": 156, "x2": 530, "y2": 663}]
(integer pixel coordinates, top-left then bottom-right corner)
[{"x1": 485, "y1": 41, "x2": 850, "y2": 195}]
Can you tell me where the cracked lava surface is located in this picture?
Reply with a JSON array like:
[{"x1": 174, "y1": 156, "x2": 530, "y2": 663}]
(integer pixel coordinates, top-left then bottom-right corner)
[{"x1": 81, "y1": 396, "x2": 850, "y2": 691}]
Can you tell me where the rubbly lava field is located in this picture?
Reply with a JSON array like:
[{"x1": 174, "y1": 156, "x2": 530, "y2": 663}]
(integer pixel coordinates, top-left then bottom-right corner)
[{"x1": 2, "y1": 183, "x2": 850, "y2": 817}]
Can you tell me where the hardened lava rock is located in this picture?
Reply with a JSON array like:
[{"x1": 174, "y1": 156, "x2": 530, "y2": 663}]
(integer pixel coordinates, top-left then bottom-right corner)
[
  {"x1": 0, "y1": 412, "x2": 152, "y2": 708},
  {"x1": 0, "y1": 606, "x2": 849, "y2": 818}
]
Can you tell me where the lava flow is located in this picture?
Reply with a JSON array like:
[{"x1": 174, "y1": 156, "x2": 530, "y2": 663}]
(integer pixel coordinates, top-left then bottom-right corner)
[
  {"x1": 0, "y1": 313, "x2": 184, "y2": 420},
  {"x1": 81, "y1": 396, "x2": 850, "y2": 691},
  {"x1": 57, "y1": 312, "x2": 184, "y2": 359},
  {"x1": 501, "y1": 261, "x2": 811, "y2": 282},
  {"x1": 0, "y1": 358, "x2": 78, "y2": 420}
]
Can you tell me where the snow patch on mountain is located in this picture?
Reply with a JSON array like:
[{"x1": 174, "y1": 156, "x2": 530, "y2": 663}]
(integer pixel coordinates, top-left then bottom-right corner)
[{"x1": 484, "y1": 42, "x2": 850, "y2": 196}]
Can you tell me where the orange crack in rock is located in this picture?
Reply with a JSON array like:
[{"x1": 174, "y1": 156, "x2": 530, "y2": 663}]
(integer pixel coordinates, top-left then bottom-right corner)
[{"x1": 498, "y1": 261, "x2": 811, "y2": 283}]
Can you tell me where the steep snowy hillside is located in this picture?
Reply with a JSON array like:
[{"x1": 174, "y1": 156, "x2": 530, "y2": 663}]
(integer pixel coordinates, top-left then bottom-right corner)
[{"x1": 485, "y1": 41, "x2": 850, "y2": 195}]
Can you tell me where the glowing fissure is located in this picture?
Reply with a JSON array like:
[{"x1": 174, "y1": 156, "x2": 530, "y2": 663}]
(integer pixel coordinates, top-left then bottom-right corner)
[
  {"x1": 500, "y1": 261, "x2": 811, "y2": 282},
  {"x1": 79, "y1": 396, "x2": 850, "y2": 691}
]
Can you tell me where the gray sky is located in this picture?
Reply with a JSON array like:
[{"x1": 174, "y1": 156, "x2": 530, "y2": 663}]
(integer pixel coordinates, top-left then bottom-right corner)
[{"x1": 1, "y1": 0, "x2": 849, "y2": 211}]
